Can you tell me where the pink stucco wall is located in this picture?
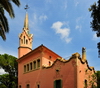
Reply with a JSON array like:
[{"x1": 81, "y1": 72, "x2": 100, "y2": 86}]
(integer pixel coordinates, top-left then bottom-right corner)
[
  {"x1": 17, "y1": 46, "x2": 96, "y2": 88},
  {"x1": 18, "y1": 59, "x2": 76, "y2": 88}
]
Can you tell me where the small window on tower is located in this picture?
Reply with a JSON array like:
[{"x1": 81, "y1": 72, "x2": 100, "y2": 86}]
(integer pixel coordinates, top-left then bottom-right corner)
[
  {"x1": 24, "y1": 36, "x2": 25, "y2": 44},
  {"x1": 21, "y1": 39, "x2": 23, "y2": 44},
  {"x1": 26, "y1": 39, "x2": 28, "y2": 44}
]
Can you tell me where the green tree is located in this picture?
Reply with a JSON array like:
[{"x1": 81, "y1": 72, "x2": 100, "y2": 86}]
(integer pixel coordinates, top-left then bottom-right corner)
[
  {"x1": 0, "y1": 83, "x2": 7, "y2": 88},
  {"x1": 95, "y1": 71, "x2": 100, "y2": 88},
  {"x1": 0, "y1": 54, "x2": 18, "y2": 88},
  {"x1": 0, "y1": 0, "x2": 20, "y2": 40},
  {"x1": 89, "y1": 0, "x2": 100, "y2": 57},
  {"x1": 0, "y1": 74, "x2": 10, "y2": 88}
]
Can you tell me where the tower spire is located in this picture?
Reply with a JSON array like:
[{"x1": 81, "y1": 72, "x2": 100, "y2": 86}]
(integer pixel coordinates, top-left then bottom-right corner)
[
  {"x1": 24, "y1": 12, "x2": 29, "y2": 29},
  {"x1": 18, "y1": 5, "x2": 33, "y2": 58},
  {"x1": 24, "y1": 5, "x2": 29, "y2": 29}
]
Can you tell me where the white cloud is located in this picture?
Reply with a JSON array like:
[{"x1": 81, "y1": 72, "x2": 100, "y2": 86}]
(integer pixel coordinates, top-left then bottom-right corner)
[
  {"x1": 32, "y1": 13, "x2": 48, "y2": 24},
  {"x1": 75, "y1": 25, "x2": 82, "y2": 32},
  {"x1": 51, "y1": 21, "x2": 72, "y2": 43},
  {"x1": 75, "y1": 17, "x2": 82, "y2": 32},
  {"x1": 39, "y1": 14, "x2": 48, "y2": 22},
  {"x1": 30, "y1": 13, "x2": 48, "y2": 30},
  {"x1": 30, "y1": 13, "x2": 38, "y2": 26}
]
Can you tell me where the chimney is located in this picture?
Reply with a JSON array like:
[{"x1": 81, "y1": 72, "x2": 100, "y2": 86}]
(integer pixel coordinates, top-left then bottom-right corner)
[{"x1": 82, "y1": 47, "x2": 86, "y2": 62}]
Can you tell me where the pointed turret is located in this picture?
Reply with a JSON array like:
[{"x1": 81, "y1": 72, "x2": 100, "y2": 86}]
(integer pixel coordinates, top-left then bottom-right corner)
[
  {"x1": 24, "y1": 12, "x2": 29, "y2": 29},
  {"x1": 18, "y1": 12, "x2": 33, "y2": 58},
  {"x1": 82, "y1": 47, "x2": 86, "y2": 62}
]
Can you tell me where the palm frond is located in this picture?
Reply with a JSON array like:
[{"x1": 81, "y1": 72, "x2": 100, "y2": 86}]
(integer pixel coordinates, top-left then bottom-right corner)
[
  {"x1": 0, "y1": 0, "x2": 15, "y2": 18},
  {"x1": 0, "y1": 24, "x2": 6, "y2": 40},
  {"x1": 0, "y1": 6, "x2": 9, "y2": 40},
  {"x1": 0, "y1": 0, "x2": 20, "y2": 40},
  {"x1": 12, "y1": 0, "x2": 20, "y2": 7},
  {"x1": 0, "y1": 7, "x2": 9, "y2": 32}
]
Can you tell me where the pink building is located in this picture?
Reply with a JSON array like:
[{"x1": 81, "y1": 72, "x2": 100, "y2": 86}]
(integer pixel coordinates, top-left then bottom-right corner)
[{"x1": 17, "y1": 13, "x2": 97, "y2": 88}]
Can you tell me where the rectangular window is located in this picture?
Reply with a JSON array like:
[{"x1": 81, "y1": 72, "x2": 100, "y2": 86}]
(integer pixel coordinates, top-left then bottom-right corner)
[
  {"x1": 37, "y1": 84, "x2": 40, "y2": 88},
  {"x1": 30, "y1": 62, "x2": 32, "y2": 70},
  {"x1": 37, "y1": 59, "x2": 40, "y2": 68},
  {"x1": 54, "y1": 80, "x2": 62, "y2": 88},
  {"x1": 33, "y1": 61, "x2": 36, "y2": 69},
  {"x1": 24, "y1": 65, "x2": 26, "y2": 72},
  {"x1": 27, "y1": 64, "x2": 29, "y2": 71}
]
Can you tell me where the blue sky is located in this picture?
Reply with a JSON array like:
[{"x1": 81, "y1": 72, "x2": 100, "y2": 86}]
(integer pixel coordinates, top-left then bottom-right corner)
[{"x1": 0, "y1": 0, "x2": 100, "y2": 74}]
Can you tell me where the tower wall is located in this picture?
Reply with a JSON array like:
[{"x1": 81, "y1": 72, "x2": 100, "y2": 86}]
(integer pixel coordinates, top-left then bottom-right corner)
[
  {"x1": 18, "y1": 46, "x2": 32, "y2": 58},
  {"x1": 18, "y1": 12, "x2": 33, "y2": 58}
]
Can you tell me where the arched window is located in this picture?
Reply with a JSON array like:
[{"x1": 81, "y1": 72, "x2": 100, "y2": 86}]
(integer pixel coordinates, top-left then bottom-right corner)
[
  {"x1": 30, "y1": 62, "x2": 32, "y2": 70},
  {"x1": 21, "y1": 39, "x2": 23, "y2": 44},
  {"x1": 54, "y1": 79, "x2": 62, "y2": 88},
  {"x1": 37, "y1": 59, "x2": 40, "y2": 68},
  {"x1": 49, "y1": 61, "x2": 51, "y2": 66},
  {"x1": 27, "y1": 64, "x2": 29, "y2": 71},
  {"x1": 37, "y1": 84, "x2": 40, "y2": 88},
  {"x1": 24, "y1": 36, "x2": 25, "y2": 44},
  {"x1": 26, "y1": 84, "x2": 30, "y2": 88},
  {"x1": 33, "y1": 61, "x2": 36, "y2": 69},
  {"x1": 84, "y1": 80, "x2": 87, "y2": 88},
  {"x1": 24, "y1": 65, "x2": 26, "y2": 72},
  {"x1": 26, "y1": 39, "x2": 28, "y2": 44},
  {"x1": 19, "y1": 85, "x2": 21, "y2": 88}
]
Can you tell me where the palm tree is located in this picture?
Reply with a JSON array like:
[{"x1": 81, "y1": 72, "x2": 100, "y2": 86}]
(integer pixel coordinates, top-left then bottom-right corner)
[{"x1": 0, "y1": 0, "x2": 20, "y2": 40}]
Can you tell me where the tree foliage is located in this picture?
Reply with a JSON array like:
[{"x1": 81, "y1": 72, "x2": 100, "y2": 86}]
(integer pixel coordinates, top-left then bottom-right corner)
[
  {"x1": 95, "y1": 71, "x2": 100, "y2": 88},
  {"x1": 0, "y1": 54, "x2": 18, "y2": 88},
  {"x1": 0, "y1": 0, "x2": 20, "y2": 40},
  {"x1": 89, "y1": 0, "x2": 100, "y2": 57},
  {"x1": 0, "y1": 74, "x2": 10, "y2": 88}
]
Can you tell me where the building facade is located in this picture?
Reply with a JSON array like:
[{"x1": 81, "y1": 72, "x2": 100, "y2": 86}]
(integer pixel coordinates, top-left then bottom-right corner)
[{"x1": 17, "y1": 13, "x2": 97, "y2": 88}]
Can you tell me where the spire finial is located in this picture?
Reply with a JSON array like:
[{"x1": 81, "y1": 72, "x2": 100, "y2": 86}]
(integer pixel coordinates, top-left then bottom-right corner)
[{"x1": 24, "y1": 4, "x2": 29, "y2": 12}]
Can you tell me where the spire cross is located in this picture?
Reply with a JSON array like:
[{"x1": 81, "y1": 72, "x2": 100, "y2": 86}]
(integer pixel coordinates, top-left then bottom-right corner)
[{"x1": 24, "y1": 4, "x2": 29, "y2": 12}]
